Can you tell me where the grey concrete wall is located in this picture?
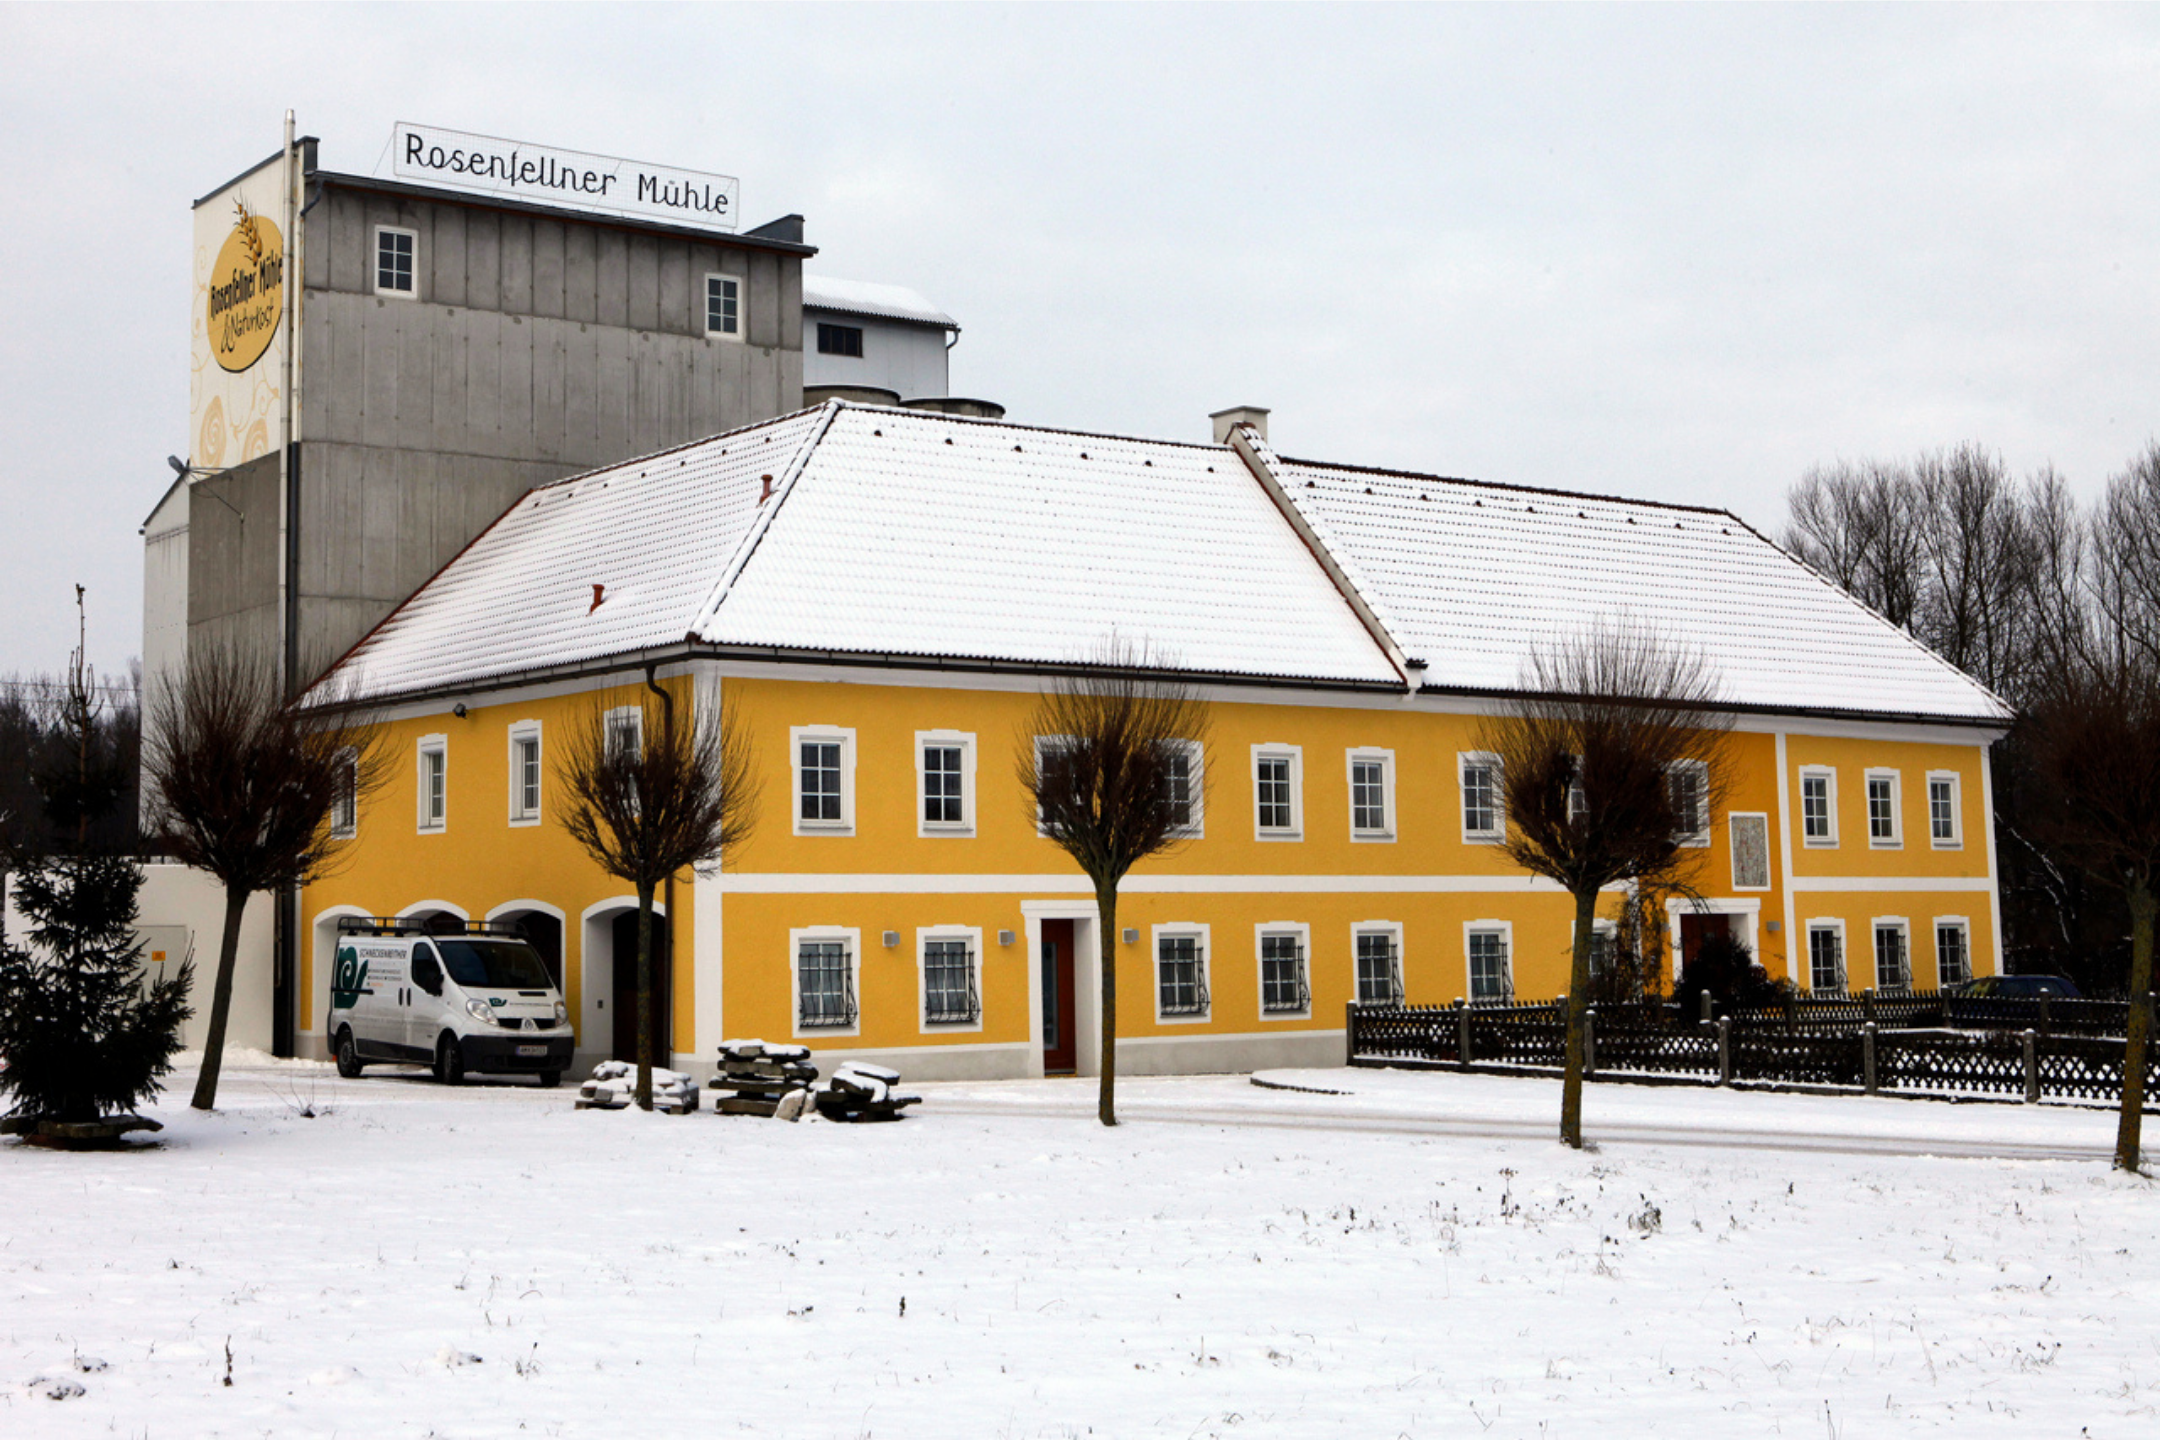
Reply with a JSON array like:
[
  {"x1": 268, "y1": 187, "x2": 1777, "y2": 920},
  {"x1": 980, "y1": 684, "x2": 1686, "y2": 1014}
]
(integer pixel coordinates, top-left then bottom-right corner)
[{"x1": 185, "y1": 450, "x2": 284, "y2": 664}]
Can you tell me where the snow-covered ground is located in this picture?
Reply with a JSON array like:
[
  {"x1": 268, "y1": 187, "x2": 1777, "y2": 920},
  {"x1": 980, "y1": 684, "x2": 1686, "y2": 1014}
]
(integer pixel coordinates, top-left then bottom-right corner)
[{"x1": 5, "y1": 1055, "x2": 2155, "y2": 1437}]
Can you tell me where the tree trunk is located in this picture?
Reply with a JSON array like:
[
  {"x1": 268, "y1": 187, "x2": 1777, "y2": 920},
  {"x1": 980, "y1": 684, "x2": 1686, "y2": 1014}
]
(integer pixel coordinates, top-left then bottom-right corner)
[
  {"x1": 635, "y1": 882, "x2": 656, "y2": 1111},
  {"x1": 1098, "y1": 882, "x2": 1118, "y2": 1128},
  {"x1": 2117, "y1": 876, "x2": 2154, "y2": 1172},
  {"x1": 189, "y1": 884, "x2": 251, "y2": 1111},
  {"x1": 1559, "y1": 885, "x2": 1599, "y2": 1149}
]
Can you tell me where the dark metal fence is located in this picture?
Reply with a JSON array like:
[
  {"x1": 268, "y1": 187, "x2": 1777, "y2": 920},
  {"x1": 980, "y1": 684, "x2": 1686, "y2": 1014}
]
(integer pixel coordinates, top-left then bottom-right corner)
[{"x1": 1346, "y1": 993, "x2": 2157, "y2": 1105}]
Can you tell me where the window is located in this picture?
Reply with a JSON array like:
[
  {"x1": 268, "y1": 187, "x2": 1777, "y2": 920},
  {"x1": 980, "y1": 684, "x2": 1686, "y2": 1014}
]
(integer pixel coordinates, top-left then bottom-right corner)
[
  {"x1": 705, "y1": 273, "x2": 741, "y2": 338},
  {"x1": 1348, "y1": 749, "x2": 1395, "y2": 841},
  {"x1": 1258, "y1": 927, "x2": 1310, "y2": 1016},
  {"x1": 1252, "y1": 746, "x2": 1302, "y2": 839},
  {"x1": 1156, "y1": 930, "x2": 1210, "y2": 1019},
  {"x1": 1800, "y1": 768, "x2": 1837, "y2": 846},
  {"x1": 917, "y1": 731, "x2": 975, "y2": 836},
  {"x1": 330, "y1": 749, "x2": 358, "y2": 839},
  {"x1": 792, "y1": 727, "x2": 855, "y2": 834},
  {"x1": 1667, "y1": 761, "x2": 1709, "y2": 845},
  {"x1": 1590, "y1": 921, "x2": 1618, "y2": 976},
  {"x1": 1807, "y1": 922, "x2": 1846, "y2": 993},
  {"x1": 1873, "y1": 920, "x2": 1910, "y2": 992},
  {"x1": 1466, "y1": 925, "x2": 1512, "y2": 1003},
  {"x1": 1935, "y1": 919, "x2": 1971, "y2": 986},
  {"x1": 375, "y1": 226, "x2": 416, "y2": 296},
  {"x1": 1866, "y1": 769, "x2": 1901, "y2": 846},
  {"x1": 1354, "y1": 927, "x2": 1403, "y2": 1006},
  {"x1": 922, "y1": 935, "x2": 980, "y2": 1026},
  {"x1": 605, "y1": 706, "x2": 642, "y2": 761},
  {"x1": 816, "y1": 322, "x2": 863, "y2": 357},
  {"x1": 1927, "y1": 772, "x2": 1961, "y2": 848},
  {"x1": 417, "y1": 735, "x2": 447, "y2": 833},
  {"x1": 1161, "y1": 739, "x2": 1203, "y2": 837},
  {"x1": 1729, "y1": 812, "x2": 1771, "y2": 890},
  {"x1": 1460, "y1": 753, "x2": 1502, "y2": 841},
  {"x1": 795, "y1": 935, "x2": 858, "y2": 1030},
  {"x1": 508, "y1": 722, "x2": 542, "y2": 825}
]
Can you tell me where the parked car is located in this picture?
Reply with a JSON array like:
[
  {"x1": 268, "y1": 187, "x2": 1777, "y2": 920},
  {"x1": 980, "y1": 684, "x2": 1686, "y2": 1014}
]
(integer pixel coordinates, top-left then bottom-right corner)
[
  {"x1": 1947, "y1": 974, "x2": 2083, "y2": 999},
  {"x1": 1943, "y1": 972, "x2": 2085, "y2": 1029},
  {"x1": 328, "y1": 917, "x2": 575, "y2": 1085}
]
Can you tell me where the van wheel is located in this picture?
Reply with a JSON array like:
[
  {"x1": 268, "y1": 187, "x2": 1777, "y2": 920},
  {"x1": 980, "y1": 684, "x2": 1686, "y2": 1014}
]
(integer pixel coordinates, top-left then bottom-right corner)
[
  {"x1": 434, "y1": 1034, "x2": 465, "y2": 1086},
  {"x1": 335, "y1": 1030, "x2": 364, "y2": 1079},
  {"x1": 537, "y1": 1069, "x2": 563, "y2": 1089}
]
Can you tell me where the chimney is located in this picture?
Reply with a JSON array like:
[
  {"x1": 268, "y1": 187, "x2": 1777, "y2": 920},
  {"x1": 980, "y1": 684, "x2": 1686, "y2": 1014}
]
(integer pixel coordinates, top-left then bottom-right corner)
[{"x1": 1210, "y1": 405, "x2": 1270, "y2": 444}]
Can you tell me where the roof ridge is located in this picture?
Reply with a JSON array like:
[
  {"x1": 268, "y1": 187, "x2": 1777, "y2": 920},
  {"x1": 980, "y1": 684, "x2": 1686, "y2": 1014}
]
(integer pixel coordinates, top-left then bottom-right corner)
[
  {"x1": 686, "y1": 400, "x2": 843, "y2": 637},
  {"x1": 523, "y1": 405, "x2": 829, "y2": 498},
  {"x1": 826, "y1": 401, "x2": 1234, "y2": 453},
  {"x1": 1281, "y1": 455, "x2": 1738, "y2": 520}
]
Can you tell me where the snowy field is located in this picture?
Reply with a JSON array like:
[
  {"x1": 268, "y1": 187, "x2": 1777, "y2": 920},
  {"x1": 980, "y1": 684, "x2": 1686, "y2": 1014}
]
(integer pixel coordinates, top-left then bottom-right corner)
[{"x1": 5, "y1": 1056, "x2": 2156, "y2": 1438}]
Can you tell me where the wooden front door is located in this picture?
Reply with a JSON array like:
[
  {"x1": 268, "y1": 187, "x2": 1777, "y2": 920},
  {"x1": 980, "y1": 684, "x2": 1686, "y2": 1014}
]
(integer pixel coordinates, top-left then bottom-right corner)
[
  {"x1": 610, "y1": 910, "x2": 672, "y2": 1063},
  {"x1": 1041, "y1": 919, "x2": 1078, "y2": 1074},
  {"x1": 1677, "y1": 911, "x2": 1731, "y2": 979}
]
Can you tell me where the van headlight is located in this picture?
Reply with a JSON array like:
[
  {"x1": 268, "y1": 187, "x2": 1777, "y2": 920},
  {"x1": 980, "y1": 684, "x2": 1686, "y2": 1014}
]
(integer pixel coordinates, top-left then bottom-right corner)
[
  {"x1": 464, "y1": 998, "x2": 495, "y2": 1025},
  {"x1": 553, "y1": 1001, "x2": 568, "y2": 1025}
]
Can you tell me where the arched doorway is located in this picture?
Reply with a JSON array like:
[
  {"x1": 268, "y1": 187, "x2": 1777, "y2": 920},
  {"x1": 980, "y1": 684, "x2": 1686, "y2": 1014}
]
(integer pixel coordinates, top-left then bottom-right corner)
[
  {"x1": 609, "y1": 909, "x2": 671, "y2": 1064},
  {"x1": 494, "y1": 909, "x2": 565, "y2": 991}
]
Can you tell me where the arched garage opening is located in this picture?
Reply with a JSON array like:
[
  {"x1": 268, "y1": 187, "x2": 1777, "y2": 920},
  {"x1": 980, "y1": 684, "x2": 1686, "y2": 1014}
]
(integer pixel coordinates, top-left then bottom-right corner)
[{"x1": 489, "y1": 903, "x2": 565, "y2": 991}]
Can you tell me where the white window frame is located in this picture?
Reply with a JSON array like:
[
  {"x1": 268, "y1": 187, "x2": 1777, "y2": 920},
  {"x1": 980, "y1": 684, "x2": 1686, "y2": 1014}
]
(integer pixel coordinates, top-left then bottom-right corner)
[
  {"x1": 704, "y1": 271, "x2": 743, "y2": 340},
  {"x1": 1727, "y1": 811, "x2": 1772, "y2": 891},
  {"x1": 1464, "y1": 919, "x2": 1514, "y2": 1005},
  {"x1": 916, "y1": 730, "x2": 977, "y2": 838},
  {"x1": 329, "y1": 747, "x2": 359, "y2": 839},
  {"x1": 917, "y1": 925, "x2": 984, "y2": 1034},
  {"x1": 789, "y1": 926, "x2": 862, "y2": 1039},
  {"x1": 1251, "y1": 744, "x2": 1303, "y2": 841},
  {"x1": 792, "y1": 726, "x2": 857, "y2": 836},
  {"x1": 1032, "y1": 734, "x2": 1074, "y2": 837},
  {"x1": 1345, "y1": 747, "x2": 1397, "y2": 843},
  {"x1": 1805, "y1": 918, "x2": 1848, "y2": 994},
  {"x1": 1151, "y1": 922, "x2": 1212, "y2": 1024},
  {"x1": 415, "y1": 734, "x2": 447, "y2": 834},
  {"x1": 1254, "y1": 920, "x2": 1313, "y2": 1021},
  {"x1": 1458, "y1": 751, "x2": 1504, "y2": 843},
  {"x1": 1933, "y1": 915, "x2": 1973, "y2": 987},
  {"x1": 1799, "y1": 766, "x2": 1838, "y2": 847},
  {"x1": 374, "y1": 224, "x2": 419, "y2": 299},
  {"x1": 1351, "y1": 921, "x2": 1405, "y2": 1006},
  {"x1": 1164, "y1": 738, "x2": 1205, "y2": 839},
  {"x1": 605, "y1": 704, "x2": 643, "y2": 760},
  {"x1": 507, "y1": 720, "x2": 543, "y2": 827},
  {"x1": 1926, "y1": 770, "x2": 1963, "y2": 849},
  {"x1": 1668, "y1": 759, "x2": 1711, "y2": 847},
  {"x1": 1871, "y1": 916, "x2": 1912, "y2": 992},
  {"x1": 1865, "y1": 768, "x2": 1902, "y2": 848}
]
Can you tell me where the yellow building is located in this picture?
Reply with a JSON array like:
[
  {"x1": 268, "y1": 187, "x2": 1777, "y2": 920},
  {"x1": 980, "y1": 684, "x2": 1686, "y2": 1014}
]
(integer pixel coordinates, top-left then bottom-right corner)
[{"x1": 302, "y1": 402, "x2": 2009, "y2": 1080}]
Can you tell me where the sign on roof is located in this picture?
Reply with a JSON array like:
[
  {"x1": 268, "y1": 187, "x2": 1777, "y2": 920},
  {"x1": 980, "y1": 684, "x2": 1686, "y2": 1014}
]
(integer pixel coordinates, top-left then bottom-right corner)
[{"x1": 390, "y1": 122, "x2": 739, "y2": 232}]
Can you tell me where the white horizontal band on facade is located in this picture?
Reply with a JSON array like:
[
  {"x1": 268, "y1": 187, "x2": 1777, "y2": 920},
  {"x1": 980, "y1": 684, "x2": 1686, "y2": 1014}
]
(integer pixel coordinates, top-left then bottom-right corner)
[
  {"x1": 713, "y1": 873, "x2": 1586, "y2": 895},
  {"x1": 1786, "y1": 876, "x2": 1994, "y2": 893},
  {"x1": 800, "y1": 1040, "x2": 1030, "y2": 1059},
  {"x1": 1117, "y1": 1028, "x2": 1348, "y2": 1049}
]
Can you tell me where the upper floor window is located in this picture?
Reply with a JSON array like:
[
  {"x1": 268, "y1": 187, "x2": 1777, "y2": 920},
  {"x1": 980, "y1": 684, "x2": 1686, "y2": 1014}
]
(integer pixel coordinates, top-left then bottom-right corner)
[
  {"x1": 817, "y1": 322, "x2": 864, "y2": 357},
  {"x1": 1800, "y1": 767, "x2": 1837, "y2": 846},
  {"x1": 1467, "y1": 925, "x2": 1512, "y2": 1004},
  {"x1": 1807, "y1": 922, "x2": 1846, "y2": 993},
  {"x1": 1252, "y1": 746, "x2": 1302, "y2": 839},
  {"x1": 1927, "y1": 772, "x2": 1961, "y2": 848},
  {"x1": 706, "y1": 273, "x2": 741, "y2": 338},
  {"x1": 416, "y1": 735, "x2": 447, "y2": 833},
  {"x1": 1258, "y1": 928, "x2": 1310, "y2": 1016},
  {"x1": 1866, "y1": 769, "x2": 1901, "y2": 847},
  {"x1": 375, "y1": 226, "x2": 417, "y2": 297},
  {"x1": 1161, "y1": 739, "x2": 1203, "y2": 837},
  {"x1": 330, "y1": 749, "x2": 358, "y2": 839},
  {"x1": 509, "y1": 722, "x2": 542, "y2": 825},
  {"x1": 1156, "y1": 930, "x2": 1210, "y2": 1019},
  {"x1": 1459, "y1": 753, "x2": 1503, "y2": 841},
  {"x1": 1354, "y1": 926, "x2": 1403, "y2": 1006},
  {"x1": 1667, "y1": 760, "x2": 1709, "y2": 845},
  {"x1": 918, "y1": 731, "x2": 975, "y2": 836},
  {"x1": 1348, "y1": 749, "x2": 1395, "y2": 841},
  {"x1": 793, "y1": 727, "x2": 856, "y2": 835}
]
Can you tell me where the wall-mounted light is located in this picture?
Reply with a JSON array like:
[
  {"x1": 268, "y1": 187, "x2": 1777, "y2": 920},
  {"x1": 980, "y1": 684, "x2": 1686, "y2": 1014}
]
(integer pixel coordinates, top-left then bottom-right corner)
[
  {"x1": 452, "y1": 703, "x2": 469, "y2": 719},
  {"x1": 997, "y1": 929, "x2": 1015, "y2": 947},
  {"x1": 882, "y1": 930, "x2": 900, "y2": 948},
  {"x1": 1122, "y1": 928, "x2": 1139, "y2": 945}
]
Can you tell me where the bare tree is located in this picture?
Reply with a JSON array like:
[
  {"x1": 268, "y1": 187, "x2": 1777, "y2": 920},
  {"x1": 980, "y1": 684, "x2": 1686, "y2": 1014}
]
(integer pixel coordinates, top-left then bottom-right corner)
[
  {"x1": 558, "y1": 673, "x2": 756, "y2": 1110},
  {"x1": 1474, "y1": 622, "x2": 1731, "y2": 1149},
  {"x1": 144, "y1": 644, "x2": 389, "y2": 1110},
  {"x1": 1017, "y1": 647, "x2": 1210, "y2": 1127},
  {"x1": 1784, "y1": 459, "x2": 1924, "y2": 632}
]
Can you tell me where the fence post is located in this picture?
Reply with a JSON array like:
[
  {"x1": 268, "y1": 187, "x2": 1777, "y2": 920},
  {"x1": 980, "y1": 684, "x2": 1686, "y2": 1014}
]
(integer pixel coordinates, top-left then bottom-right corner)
[
  {"x1": 2037, "y1": 995, "x2": 2052, "y2": 1038},
  {"x1": 1784, "y1": 990, "x2": 1797, "y2": 1033},
  {"x1": 1717, "y1": 1017, "x2": 1732, "y2": 1086},
  {"x1": 1346, "y1": 1002, "x2": 1357, "y2": 1066},
  {"x1": 1863, "y1": 1021, "x2": 1879, "y2": 1095},
  {"x1": 2022, "y1": 1028, "x2": 2040, "y2": 1104},
  {"x1": 1584, "y1": 1006, "x2": 1597, "y2": 1078},
  {"x1": 1457, "y1": 999, "x2": 1472, "y2": 1072},
  {"x1": 1863, "y1": 987, "x2": 1876, "y2": 1025},
  {"x1": 1700, "y1": 989, "x2": 1714, "y2": 1025}
]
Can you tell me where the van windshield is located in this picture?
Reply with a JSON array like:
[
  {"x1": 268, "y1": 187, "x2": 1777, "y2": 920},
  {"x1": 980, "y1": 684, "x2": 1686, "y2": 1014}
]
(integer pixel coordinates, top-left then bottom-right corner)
[{"x1": 435, "y1": 939, "x2": 553, "y2": 991}]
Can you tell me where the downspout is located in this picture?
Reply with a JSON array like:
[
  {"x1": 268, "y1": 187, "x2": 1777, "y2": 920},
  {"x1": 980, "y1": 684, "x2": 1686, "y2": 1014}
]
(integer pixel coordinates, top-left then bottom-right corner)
[{"x1": 645, "y1": 662, "x2": 676, "y2": 1064}]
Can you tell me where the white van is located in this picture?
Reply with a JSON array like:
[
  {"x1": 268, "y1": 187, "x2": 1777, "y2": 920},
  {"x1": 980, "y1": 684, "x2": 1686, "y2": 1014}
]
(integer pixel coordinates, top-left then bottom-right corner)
[{"x1": 328, "y1": 918, "x2": 575, "y2": 1086}]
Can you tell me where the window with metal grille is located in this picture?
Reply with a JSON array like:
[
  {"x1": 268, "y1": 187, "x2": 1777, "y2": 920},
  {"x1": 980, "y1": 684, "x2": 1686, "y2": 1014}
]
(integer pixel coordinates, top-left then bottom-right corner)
[
  {"x1": 923, "y1": 939, "x2": 979, "y2": 1024},
  {"x1": 1462, "y1": 759, "x2": 1500, "y2": 837},
  {"x1": 1162, "y1": 742, "x2": 1198, "y2": 832},
  {"x1": 376, "y1": 228, "x2": 415, "y2": 293},
  {"x1": 1351, "y1": 757, "x2": 1388, "y2": 834},
  {"x1": 1157, "y1": 935, "x2": 1209, "y2": 1016},
  {"x1": 1867, "y1": 773, "x2": 1898, "y2": 842},
  {"x1": 1260, "y1": 933, "x2": 1309, "y2": 1014},
  {"x1": 1928, "y1": 776, "x2": 1958, "y2": 844},
  {"x1": 706, "y1": 274, "x2": 740, "y2": 336},
  {"x1": 1468, "y1": 929, "x2": 1511, "y2": 1003},
  {"x1": 331, "y1": 751, "x2": 358, "y2": 838},
  {"x1": 1729, "y1": 813, "x2": 1770, "y2": 889},
  {"x1": 798, "y1": 941, "x2": 856, "y2": 1027},
  {"x1": 1667, "y1": 761, "x2": 1708, "y2": 843},
  {"x1": 923, "y1": 744, "x2": 964, "y2": 826},
  {"x1": 1935, "y1": 921, "x2": 1970, "y2": 986},
  {"x1": 817, "y1": 322, "x2": 863, "y2": 357},
  {"x1": 1355, "y1": 931, "x2": 1402, "y2": 1005},
  {"x1": 1873, "y1": 922, "x2": 1909, "y2": 991},
  {"x1": 800, "y1": 740, "x2": 843, "y2": 823},
  {"x1": 1809, "y1": 925, "x2": 1846, "y2": 993},
  {"x1": 1255, "y1": 755, "x2": 1294, "y2": 831},
  {"x1": 512, "y1": 734, "x2": 541, "y2": 821},
  {"x1": 1802, "y1": 772, "x2": 1833, "y2": 841}
]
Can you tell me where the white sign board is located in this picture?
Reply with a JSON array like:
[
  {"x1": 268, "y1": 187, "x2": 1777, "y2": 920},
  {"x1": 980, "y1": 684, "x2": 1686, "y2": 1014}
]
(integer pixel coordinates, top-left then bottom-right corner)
[{"x1": 391, "y1": 122, "x2": 739, "y2": 232}]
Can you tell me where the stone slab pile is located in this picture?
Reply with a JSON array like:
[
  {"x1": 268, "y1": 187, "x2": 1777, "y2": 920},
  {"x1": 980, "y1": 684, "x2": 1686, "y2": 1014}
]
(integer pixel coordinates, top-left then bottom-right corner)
[
  {"x1": 813, "y1": 1061, "x2": 921, "y2": 1122},
  {"x1": 708, "y1": 1040, "x2": 818, "y2": 1117},
  {"x1": 576, "y1": 1061, "x2": 701, "y2": 1114}
]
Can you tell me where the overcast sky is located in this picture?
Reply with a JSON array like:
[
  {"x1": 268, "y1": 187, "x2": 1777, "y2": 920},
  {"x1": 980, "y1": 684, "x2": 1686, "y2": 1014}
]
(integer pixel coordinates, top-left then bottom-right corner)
[{"x1": 3, "y1": 3, "x2": 2156, "y2": 678}]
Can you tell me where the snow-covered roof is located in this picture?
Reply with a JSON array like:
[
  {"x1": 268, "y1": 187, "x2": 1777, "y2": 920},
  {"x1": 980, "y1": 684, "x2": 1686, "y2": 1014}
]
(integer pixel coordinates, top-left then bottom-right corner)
[
  {"x1": 801, "y1": 276, "x2": 956, "y2": 329},
  {"x1": 320, "y1": 402, "x2": 2007, "y2": 726}
]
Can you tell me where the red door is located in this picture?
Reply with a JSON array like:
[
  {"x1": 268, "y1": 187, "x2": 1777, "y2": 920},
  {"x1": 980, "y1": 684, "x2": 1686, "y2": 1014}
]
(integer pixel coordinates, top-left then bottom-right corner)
[
  {"x1": 1677, "y1": 912, "x2": 1731, "y2": 982},
  {"x1": 1041, "y1": 919, "x2": 1078, "y2": 1074}
]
